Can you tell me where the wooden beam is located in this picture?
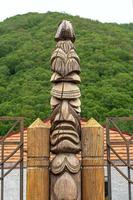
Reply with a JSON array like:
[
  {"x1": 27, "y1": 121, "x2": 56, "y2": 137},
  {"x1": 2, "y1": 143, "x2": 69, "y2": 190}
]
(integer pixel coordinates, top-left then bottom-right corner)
[
  {"x1": 26, "y1": 118, "x2": 50, "y2": 200},
  {"x1": 82, "y1": 118, "x2": 105, "y2": 200}
]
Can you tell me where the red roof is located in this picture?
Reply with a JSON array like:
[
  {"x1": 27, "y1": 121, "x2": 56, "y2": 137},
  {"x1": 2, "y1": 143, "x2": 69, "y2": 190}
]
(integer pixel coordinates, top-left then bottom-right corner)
[{"x1": 0, "y1": 120, "x2": 133, "y2": 166}]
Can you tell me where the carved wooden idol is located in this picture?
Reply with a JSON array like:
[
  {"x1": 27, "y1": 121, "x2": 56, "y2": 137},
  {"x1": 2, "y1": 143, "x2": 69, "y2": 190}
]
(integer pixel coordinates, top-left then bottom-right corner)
[{"x1": 50, "y1": 20, "x2": 81, "y2": 200}]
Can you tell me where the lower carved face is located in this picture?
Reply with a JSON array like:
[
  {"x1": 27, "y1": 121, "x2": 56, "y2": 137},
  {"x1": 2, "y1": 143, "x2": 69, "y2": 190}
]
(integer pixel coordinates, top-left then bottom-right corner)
[
  {"x1": 54, "y1": 172, "x2": 78, "y2": 200},
  {"x1": 50, "y1": 99, "x2": 81, "y2": 153}
]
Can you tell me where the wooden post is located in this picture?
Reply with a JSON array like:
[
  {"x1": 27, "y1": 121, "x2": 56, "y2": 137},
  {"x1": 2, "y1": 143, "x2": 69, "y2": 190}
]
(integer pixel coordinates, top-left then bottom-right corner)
[
  {"x1": 82, "y1": 118, "x2": 105, "y2": 200},
  {"x1": 50, "y1": 20, "x2": 81, "y2": 200},
  {"x1": 26, "y1": 118, "x2": 50, "y2": 200}
]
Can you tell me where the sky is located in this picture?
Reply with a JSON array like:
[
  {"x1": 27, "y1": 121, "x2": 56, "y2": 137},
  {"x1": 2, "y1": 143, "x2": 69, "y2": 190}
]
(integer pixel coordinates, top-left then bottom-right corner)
[{"x1": 0, "y1": 0, "x2": 133, "y2": 23}]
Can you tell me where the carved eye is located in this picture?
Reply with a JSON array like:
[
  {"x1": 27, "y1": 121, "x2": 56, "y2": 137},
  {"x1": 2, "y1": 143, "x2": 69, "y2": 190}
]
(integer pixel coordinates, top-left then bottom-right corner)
[
  {"x1": 50, "y1": 96, "x2": 60, "y2": 109},
  {"x1": 69, "y1": 99, "x2": 81, "y2": 107}
]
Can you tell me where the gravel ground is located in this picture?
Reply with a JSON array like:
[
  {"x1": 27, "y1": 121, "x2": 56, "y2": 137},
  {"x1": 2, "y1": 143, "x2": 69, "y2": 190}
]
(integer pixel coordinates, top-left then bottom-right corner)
[{"x1": 0, "y1": 167, "x2": 133, "y2": 200}]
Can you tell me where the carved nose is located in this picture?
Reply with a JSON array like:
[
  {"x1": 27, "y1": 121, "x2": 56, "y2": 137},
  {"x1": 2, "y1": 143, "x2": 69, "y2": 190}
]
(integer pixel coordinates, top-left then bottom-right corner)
[{"x1": 60, "y1": 100, "x2": 69, "y2": 120}]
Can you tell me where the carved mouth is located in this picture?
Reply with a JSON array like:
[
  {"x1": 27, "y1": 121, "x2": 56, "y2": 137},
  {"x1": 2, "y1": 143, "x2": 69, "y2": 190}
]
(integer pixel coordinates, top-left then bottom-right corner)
[{"x1": 51, "y1": 154, "x2": 81, "y2": 174}]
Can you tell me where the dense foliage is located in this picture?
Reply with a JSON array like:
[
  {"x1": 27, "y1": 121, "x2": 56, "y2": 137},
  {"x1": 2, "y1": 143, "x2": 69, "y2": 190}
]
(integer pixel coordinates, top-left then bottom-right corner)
[{"x1": 0, "y1": 12, "x2": 133, "y2": 135}]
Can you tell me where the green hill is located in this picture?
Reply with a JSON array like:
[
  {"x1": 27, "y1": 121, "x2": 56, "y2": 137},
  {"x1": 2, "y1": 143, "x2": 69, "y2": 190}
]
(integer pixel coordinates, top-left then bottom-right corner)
[{"x1": 0, "y1": 12, "x2": 133, "y2": 134}]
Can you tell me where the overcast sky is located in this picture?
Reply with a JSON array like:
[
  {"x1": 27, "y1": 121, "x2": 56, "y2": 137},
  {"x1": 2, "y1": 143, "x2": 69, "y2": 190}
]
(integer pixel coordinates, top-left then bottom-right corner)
[{"x1": 0, "y1": 0, "x2": 133, "y2": 23}]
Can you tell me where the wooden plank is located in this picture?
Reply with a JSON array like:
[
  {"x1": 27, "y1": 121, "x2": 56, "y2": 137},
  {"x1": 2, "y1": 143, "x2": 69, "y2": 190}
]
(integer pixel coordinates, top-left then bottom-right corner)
[
  {"x1": 82, "y1": 118, "x2": 105, "y2": 200},
  {"x1": 26, "y1": 118, "x2": 50, "y2": 200}
]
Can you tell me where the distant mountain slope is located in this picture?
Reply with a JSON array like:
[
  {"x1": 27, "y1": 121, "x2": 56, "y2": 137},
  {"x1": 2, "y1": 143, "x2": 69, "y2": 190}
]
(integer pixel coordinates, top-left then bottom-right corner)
[{"x1": 0, "y1": 12, "x2": 133, "y2": 134}]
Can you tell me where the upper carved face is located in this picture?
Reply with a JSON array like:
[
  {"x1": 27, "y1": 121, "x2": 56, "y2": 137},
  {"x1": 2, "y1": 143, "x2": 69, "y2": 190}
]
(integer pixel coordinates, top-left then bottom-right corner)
[{"x1": 50, "y1": 20, "x2": 81, "y2": 154}]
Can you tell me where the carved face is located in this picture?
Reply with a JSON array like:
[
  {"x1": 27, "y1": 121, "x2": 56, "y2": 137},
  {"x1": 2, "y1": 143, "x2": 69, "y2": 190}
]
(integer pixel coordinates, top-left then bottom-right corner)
[
  {"x1": 50, "y1": 38, "x2": 81, "y2": 154},
  {"x1": 50, "y1": 99, "x2": 81, "y2": 153},
  {"x1": 50, "y1": 21, "x2": 81, "y2": 200}
]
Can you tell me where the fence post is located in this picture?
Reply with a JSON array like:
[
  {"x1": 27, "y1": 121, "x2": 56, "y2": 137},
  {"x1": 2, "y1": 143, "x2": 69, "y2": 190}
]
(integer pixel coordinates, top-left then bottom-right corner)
[
  {"x1": 26, "y1": 118, "x2": 50, "y2": 200},
  {"x1": 82, "y1": 118, "x2": 105, "y2": 200}
]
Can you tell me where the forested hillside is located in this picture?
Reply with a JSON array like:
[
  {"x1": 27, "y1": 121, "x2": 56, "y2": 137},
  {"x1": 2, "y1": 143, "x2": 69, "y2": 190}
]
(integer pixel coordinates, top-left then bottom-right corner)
[{"x1": 0, "y1": 12, "x2": 133, "y2": 134}]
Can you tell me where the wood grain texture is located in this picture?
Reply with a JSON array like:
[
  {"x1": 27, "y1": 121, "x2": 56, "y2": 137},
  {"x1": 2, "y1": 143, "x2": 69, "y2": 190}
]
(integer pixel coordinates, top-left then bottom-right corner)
[
  {"x1": 55, "y1": 20, "x2": 75, "y2": 42},
  {"x1": 51, "y1": 171, "x2": 81, "y2": 200},
  {"x1": 26, "y1": 118, "x2": 50, "y2": 200},
  {"x1": 50, "y1": 20, "x2": 81, "y2": 154},
  {"x1": 27, "y1": 168, "x2": 49, "y2": 200},
  {"x1": 51, "y1": 82, "x2": 81, "y2": 99},
  {"x1": 51, "y1": 154, "x2": 81, "y2": 174},
  {"x1": 81, "y1": 118, "x2": 105, "y2": 200},
  {"x1": 50, "y1": 20, "x2": 81, "y2": 200}
]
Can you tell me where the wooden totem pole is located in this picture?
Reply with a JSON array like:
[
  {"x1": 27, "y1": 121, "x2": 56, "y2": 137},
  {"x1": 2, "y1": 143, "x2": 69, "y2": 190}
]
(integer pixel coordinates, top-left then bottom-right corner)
[
  {"x1": 50, "y1": 20, "x2": 81, "y2": 200},
  {"x1": 27, "y1": 20, "x2": 105, "y2": 200}
]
